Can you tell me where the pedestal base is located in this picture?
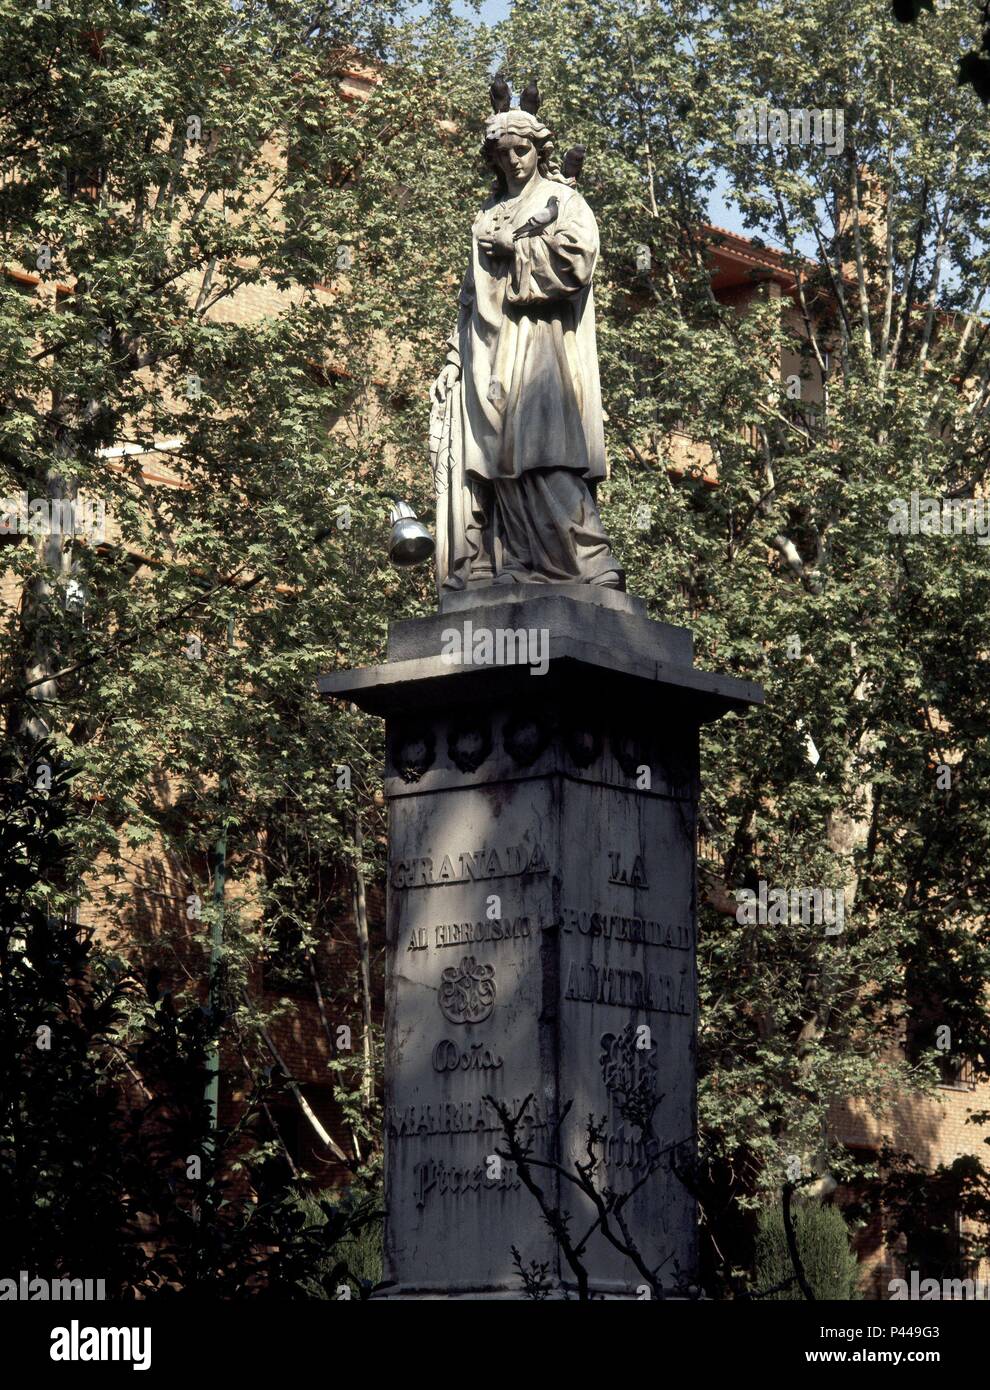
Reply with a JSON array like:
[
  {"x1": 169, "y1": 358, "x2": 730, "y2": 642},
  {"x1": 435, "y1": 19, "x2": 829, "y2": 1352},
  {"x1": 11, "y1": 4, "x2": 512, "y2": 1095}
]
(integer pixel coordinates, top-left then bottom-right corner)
[{"x1": 320, "y1": 590, "x2": 761, "y2": 1299}]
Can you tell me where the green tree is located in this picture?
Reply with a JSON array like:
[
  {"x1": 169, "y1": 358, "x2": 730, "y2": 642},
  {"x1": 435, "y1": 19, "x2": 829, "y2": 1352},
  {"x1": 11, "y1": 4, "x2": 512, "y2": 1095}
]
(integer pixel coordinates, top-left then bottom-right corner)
[{"x1": 0, "y1": 733, "x2": 388, "y2": 1296}]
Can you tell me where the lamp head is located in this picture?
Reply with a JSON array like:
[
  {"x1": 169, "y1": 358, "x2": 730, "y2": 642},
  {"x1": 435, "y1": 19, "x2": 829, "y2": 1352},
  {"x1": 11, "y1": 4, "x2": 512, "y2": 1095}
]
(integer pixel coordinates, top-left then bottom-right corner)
[{"x1": 387, "y1": 499, "x2": 434, "y2": 568}]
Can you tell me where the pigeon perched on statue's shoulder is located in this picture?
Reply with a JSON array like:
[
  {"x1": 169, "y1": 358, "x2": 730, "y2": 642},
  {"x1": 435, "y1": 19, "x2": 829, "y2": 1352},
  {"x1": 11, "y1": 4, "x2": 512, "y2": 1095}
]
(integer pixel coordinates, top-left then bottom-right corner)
[
  {"x1": 512, "y1": 196, "x2": 560, "y2": 241},
  {"x1": 562, "y1": 145, "x2": 585, "y2": 183}
]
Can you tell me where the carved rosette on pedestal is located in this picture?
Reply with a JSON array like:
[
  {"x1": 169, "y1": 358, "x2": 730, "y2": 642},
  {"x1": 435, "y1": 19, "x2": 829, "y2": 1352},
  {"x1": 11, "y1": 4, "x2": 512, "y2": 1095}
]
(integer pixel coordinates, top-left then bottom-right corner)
[{"x1": 320, "y1": 586, "x2": 762, "y2": 1298}]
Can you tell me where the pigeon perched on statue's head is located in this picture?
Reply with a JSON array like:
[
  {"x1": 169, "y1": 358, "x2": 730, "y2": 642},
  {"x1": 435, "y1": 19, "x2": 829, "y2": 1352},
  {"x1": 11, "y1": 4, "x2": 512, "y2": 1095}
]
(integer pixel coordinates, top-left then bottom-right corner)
[
  {"x1": 519, "y1": 80, "x2": 541, "y2": 115},
  {"x1": 489, "y1": 74, "x2": 512, "y2": 113}
]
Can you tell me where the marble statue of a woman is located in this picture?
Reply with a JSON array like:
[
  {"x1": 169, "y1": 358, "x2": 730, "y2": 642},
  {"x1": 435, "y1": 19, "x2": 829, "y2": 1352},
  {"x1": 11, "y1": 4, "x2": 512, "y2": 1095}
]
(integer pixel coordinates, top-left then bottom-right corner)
[{"x1": 429, "y1": 79, "x2": 622, "y2": 597}]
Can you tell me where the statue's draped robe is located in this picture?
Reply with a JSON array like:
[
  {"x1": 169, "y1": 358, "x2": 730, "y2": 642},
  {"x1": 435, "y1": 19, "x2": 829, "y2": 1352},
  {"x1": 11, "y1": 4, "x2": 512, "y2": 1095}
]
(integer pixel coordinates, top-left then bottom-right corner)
[{"x1": 432, "y1": 176, "x2": 615, "y2": 592}]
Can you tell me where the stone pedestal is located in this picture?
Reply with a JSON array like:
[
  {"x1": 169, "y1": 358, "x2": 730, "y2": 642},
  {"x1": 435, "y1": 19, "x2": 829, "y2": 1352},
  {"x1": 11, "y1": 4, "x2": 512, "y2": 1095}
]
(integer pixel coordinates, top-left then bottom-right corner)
[{"x1": 320, "y1": 588, "x2": 762, "y2": 1299}]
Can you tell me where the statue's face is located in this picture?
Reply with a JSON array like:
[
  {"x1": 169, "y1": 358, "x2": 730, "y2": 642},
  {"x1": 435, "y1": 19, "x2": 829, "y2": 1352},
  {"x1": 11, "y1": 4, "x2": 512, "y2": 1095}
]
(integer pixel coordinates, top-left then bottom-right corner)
[{"x1": 493, "y1": 134, "x2": 538, "y2": 186}]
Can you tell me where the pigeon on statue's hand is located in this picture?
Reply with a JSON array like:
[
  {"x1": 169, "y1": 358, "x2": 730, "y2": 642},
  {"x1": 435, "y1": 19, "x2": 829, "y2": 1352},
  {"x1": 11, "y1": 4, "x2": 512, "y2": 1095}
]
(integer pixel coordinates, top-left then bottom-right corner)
[{"x1": 512, "y1": 196, "x2": 560, "y2": 241}]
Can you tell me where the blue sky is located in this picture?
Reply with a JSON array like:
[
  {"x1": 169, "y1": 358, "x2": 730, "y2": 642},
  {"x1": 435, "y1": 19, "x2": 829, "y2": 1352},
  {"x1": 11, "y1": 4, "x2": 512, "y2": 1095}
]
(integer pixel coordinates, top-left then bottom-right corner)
[{"x1": 457, "y1": 0, "x2": 509, "y2": 20}]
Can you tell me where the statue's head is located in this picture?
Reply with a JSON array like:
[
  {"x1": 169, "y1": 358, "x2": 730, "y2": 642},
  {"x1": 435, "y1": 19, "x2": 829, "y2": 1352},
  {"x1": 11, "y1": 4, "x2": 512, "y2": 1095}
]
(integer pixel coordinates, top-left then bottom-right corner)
[
  {"x1": 482, "y1": 79, "x2": 565, "y2": 192},
  {"x1": 488, "y1": 123, "x2": 542, "y2": 190}
]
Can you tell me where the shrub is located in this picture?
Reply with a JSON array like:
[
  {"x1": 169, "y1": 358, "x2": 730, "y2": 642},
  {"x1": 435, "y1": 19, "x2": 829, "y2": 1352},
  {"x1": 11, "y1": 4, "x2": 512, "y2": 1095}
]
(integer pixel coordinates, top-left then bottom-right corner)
[{"x1": 755, "y1": 1200, "x2": 861, "y2": 1300}]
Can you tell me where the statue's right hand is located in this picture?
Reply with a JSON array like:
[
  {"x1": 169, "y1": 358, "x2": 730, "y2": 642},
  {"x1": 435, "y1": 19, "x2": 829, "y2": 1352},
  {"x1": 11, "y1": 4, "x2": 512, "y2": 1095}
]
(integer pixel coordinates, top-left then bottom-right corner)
[{"x1": 431, "y1": 362, "x2": 460, "y2": 407}]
